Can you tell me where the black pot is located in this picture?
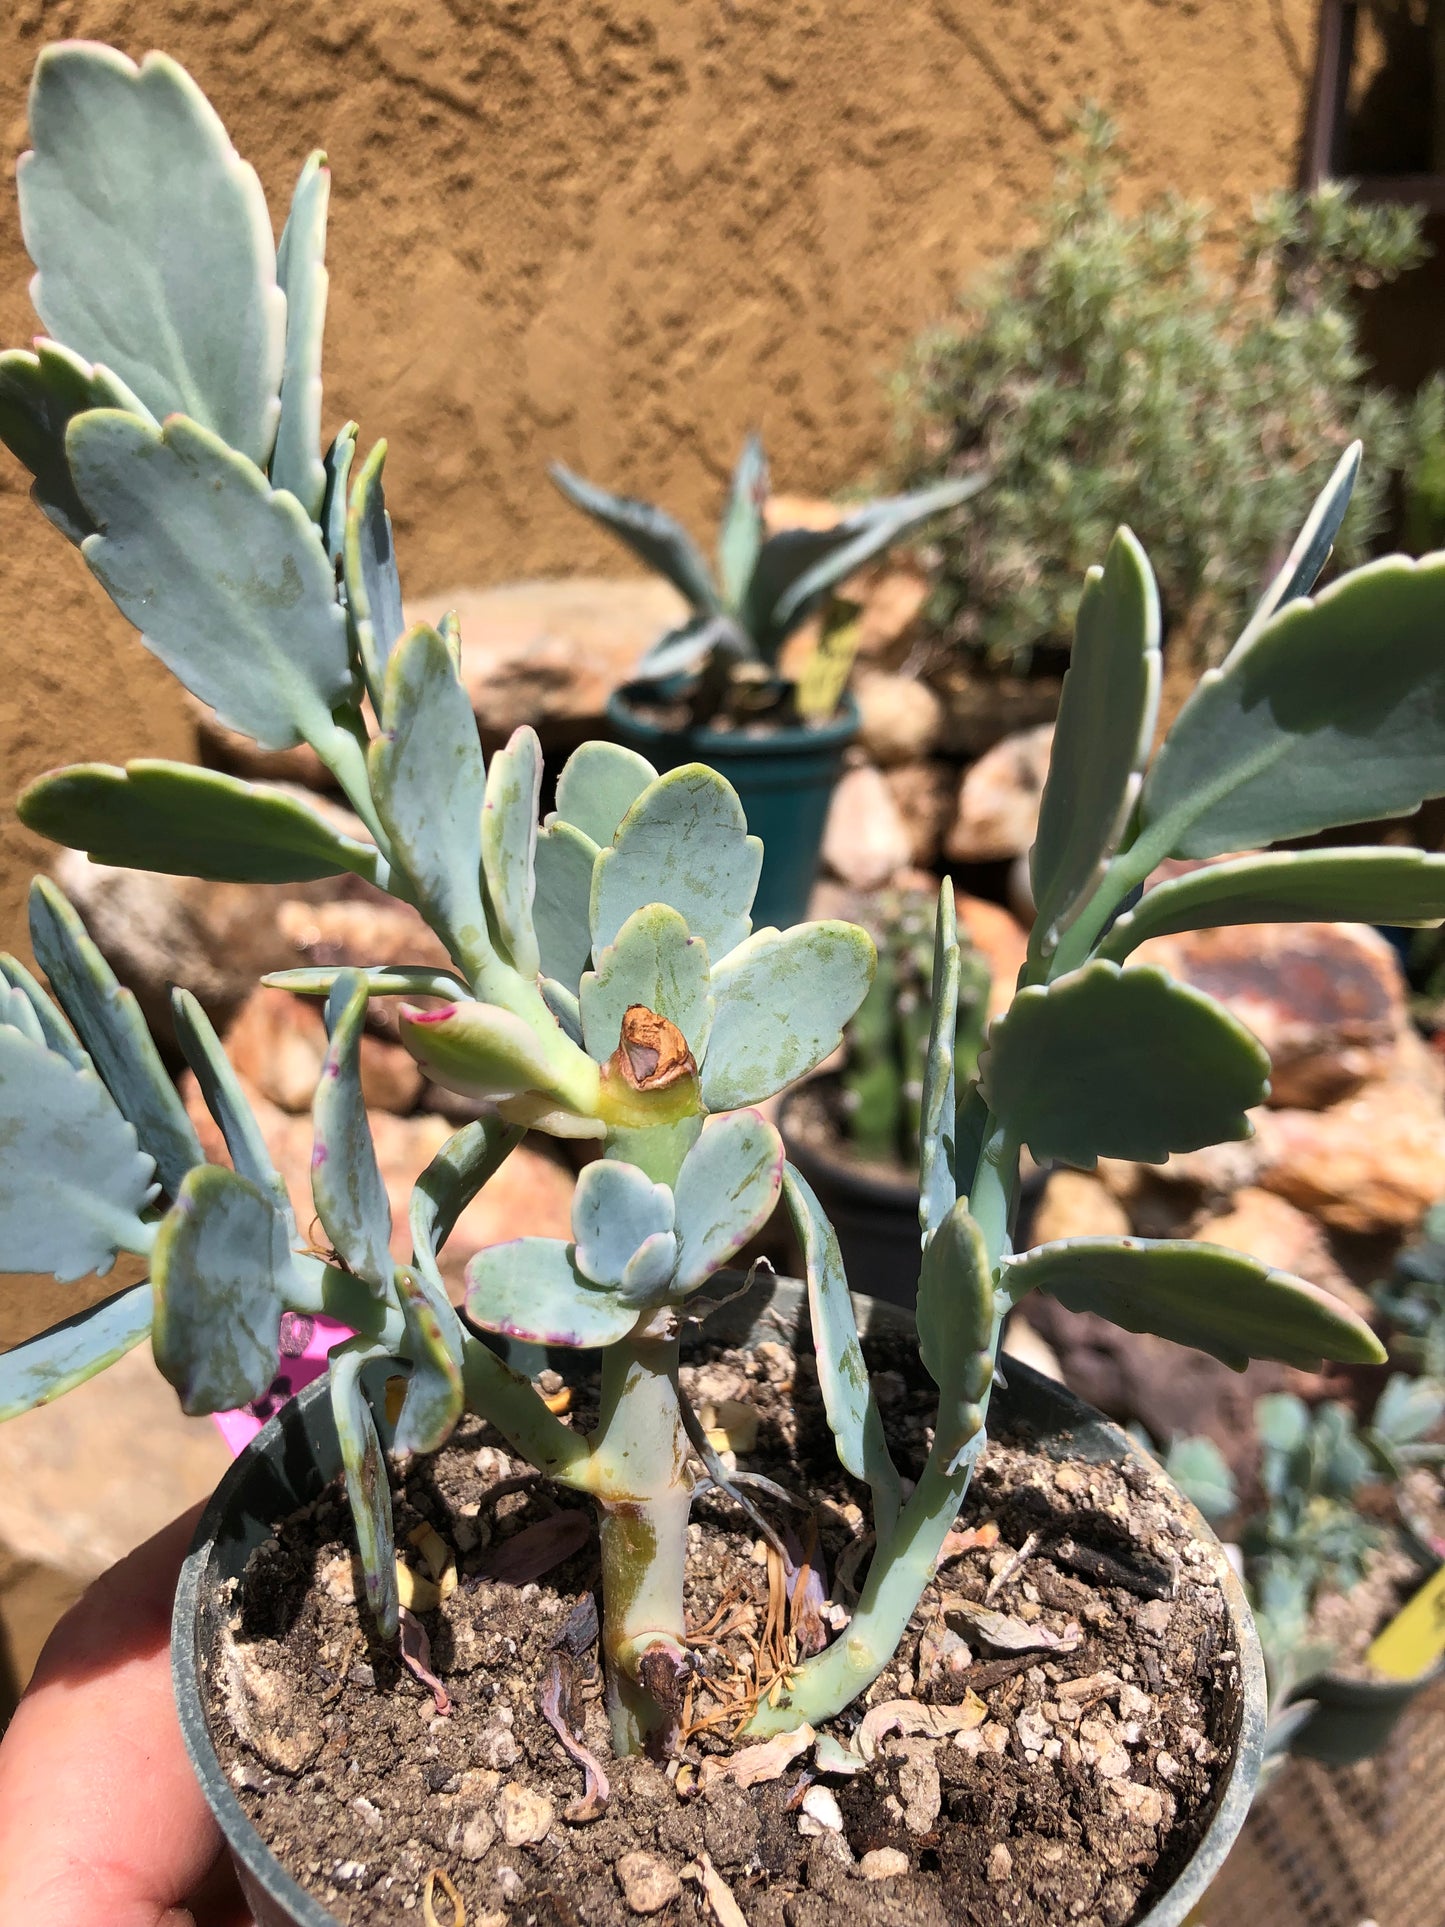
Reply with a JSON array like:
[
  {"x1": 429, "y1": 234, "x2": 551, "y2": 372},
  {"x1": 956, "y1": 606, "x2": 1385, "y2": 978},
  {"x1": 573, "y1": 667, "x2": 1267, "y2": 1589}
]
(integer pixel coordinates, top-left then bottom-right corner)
[
  {"x1": 778, "y1": 1087, "x2": 924, "y2": 1311},
  {"x1": 1283, "y1": 1656, "x2": 1445, "y2": 1766},
  {"x1": 606, "y1": 683, "x2": 858, "y2": 933},
  {"x1": 173, "y1": 1276, "x2": 1266, "y2": 1927}
]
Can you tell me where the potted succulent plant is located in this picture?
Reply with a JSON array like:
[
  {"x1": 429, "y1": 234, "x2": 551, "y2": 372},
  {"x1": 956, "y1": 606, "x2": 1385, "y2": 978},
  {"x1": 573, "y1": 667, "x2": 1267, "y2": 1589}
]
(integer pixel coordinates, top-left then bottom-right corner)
[
  {"x1": 551, "y1": 444, "x2": 981, "y2": 928},
  {"x1": 779, "y1": 886, "x2": 991, "y2": 1310},
  {"x1": 5, "y1": 39, "x2": 1445, "y2": 1927},
  {"x1": 1163, "y1": 1383, "x2": 1445, "y2": 1771}
]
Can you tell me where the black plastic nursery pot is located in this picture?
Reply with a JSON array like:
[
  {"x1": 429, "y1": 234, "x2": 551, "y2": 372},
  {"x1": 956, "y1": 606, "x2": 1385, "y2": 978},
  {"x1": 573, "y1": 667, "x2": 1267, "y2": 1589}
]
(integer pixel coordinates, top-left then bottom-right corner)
[
  {"x1": 605, "y1": 683, "x2": 859, "y2": 933},
  {"x1": 778, "y1": 1088, "x2": 925, "y2": 1312},
  {"x1": 1283, "y1": 1655, "x2": 1445, "y2": 1767},
  {"x1": 173, "y1": 1277, "x2": 1267, "y2": 1927}
]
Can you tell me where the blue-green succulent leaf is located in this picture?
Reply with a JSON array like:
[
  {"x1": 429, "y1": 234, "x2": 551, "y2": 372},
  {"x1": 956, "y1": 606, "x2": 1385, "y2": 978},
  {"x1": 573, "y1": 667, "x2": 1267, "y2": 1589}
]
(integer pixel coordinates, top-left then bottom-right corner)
[
  {"x1": 1371, "y1": 1372, "x2": 1445, "y2": 1448},
  {"x1": 1257, "y1": 1391, "x2": 1311, "y2": 1458},
  {"x1": 1163, "y1": 1435, "x2": 1237, "y2": 1523},
  {"x1": 917, "y1": 1201, "x2": 995, "y2": 1469},
  {"x1": 592, "y1": 764, "x2": 761, "y2": 963},
  {"x1": 151, "y1": 1163, "x2": 293, "y2": 1413},
  {"x1": 271, "y1": 151, "x2": 329, "y2": 521},
  {"x1": 634, "y1": 614, "x2": 734, "y2": 680},
  {"x1": 1031, "y1": 528, "x2": 1160, "y2": 942},
  {"x1": 1140, "y1": 553, "x2": 1445, "y2": 859},
  {"x1": 264, "y1": 964, "x2": 470, "y2": 1003},
  {"x1": 330, "y1": 1339, "x2": 400, "y2": 1641},
  {"x1": 782, "y1": 1163, "x2": 897, "y2": 1507},
  {"x1": 313, "y1": 971, "x2": 393, "y2": 1291},
  {"x1": 30, "y1": 876, "x2": 203, "y2": 1197},
  {"x1": 553, "y1": 740, "x2": 658, "y2": 850},
  {"x1": 0, "y1": 1028, "x2": 156, "y2": 1281},
  {"x1": 581, "y1": 904, "x2": 712, "y2": 1066},
  {"x1": 465, "y1": 1238, "x2": 640, "y2": 1349},
  {"x1": 0, "y1": 953, "x2": 86, "y2": 1068},
  {"x1": 918, "y1": 881, "x2": 959, "y2": 1244},
  {"x1": 746, "y1": 475, "x2": 986, "y2": 656},
  {"x1": 0, "y1": 339, "x2": 153, "y2": 543},
  {"x1": 410, "y1": 1116, "x2": 522, "y2": 1296},
  {"x1": 571, "y1": 1157, "x2": 675, "y2": 1288},
  {"x1": 482, "y1": 726, "x2": 542, "y2": 979},
  {"x1": 0, "y1": 1282, "x2": 154, "y2": 1422},
  {"x1": 369, "y1": 623, "x2": 489, "y2": 971},
  {"x1": 391, "y1": 1265, "x2": 463, "y2": 1456},
  {"x1": 1098, "y1": 848, "x2": 1445, "y2": 963},
  {"x1": 344, "y1": 439, "x2": 405, "y2": 708},
  {"x1": 0, "y1": 983, "x2": 45, "y2": 1050},
  {"x1": 68, "y1": 411, "x2": 352, "y2": 752},
  {"x1": 321, "y1": 420, "x2": 357, "y2": 566},
  {"x1": 549, "y1": 462, "x2": 718, "y2": 612},
  {"x1": 534, "y1": 821, "x2": 598, "y2": 994},
  {"x1": 540, "y1": 977, "x2": 584, "y2": 1046},
  {"x1": 171, "y1": 988, "x2": 292, "y2": 1227},
  {"x1": 18, "y1": 44, "x2": 285, "y2": 464},
  {"x1": 672, "y1": 1111, "x2": 784, "y2": 1291},
  {"x1": 619, "y1": 1230, "x2": 679, "y2": 1306},
  {"x1": 701, "y1": 920, "x2": 875, "y2": 1112},
  {"x1": 717, "y1": 433, "x2": 768, "y2": 610},
  {"x1": 981, "y1": 962, "x2": 1270, "y2": 1168},
  {"x1": 1004, "y1": 1236, "x2": 1386, "y2": 1371},
  {"x1": 1230, "y1": 442, "x2": 1360, "y2": 660},
  {"x1": 19, "y1": 760, "x2": 378, "y2": 884}
]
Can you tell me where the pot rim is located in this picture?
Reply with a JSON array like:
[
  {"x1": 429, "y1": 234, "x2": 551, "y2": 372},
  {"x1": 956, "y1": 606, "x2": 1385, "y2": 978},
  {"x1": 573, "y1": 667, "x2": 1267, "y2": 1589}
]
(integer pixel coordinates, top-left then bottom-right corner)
[
  {"x1": 777, "y1": 1083, "x2": 922, "y2": 1212},
  {"x1": 606, "y1": 682, "x2": 860, "y2": 757},
  {"x1": 172, "y1": 1279, "x2": 1266, "y2": 1927}
]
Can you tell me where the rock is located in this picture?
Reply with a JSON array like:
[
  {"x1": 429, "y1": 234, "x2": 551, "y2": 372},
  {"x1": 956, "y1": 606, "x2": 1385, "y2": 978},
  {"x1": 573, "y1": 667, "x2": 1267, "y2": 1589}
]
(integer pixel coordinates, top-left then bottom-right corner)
[
  {"x1": 855, "y1": 672, "x2": 944, "y2": 767},
  {"x1": 883, "y1": 761, "x2": 956, "y2": 869},
  {"x1": 1253, "y1": 1033, "x2": 1445, "y2": 1234},
  {"x1": 498, "y1": 1783, "x2": 553, "y2": 1846},
  {"x1": 1192, "y1": 1188, "x2": 1366, "y2": 1313},
  {"x1": 219, "y1": 1642, "x2": 321, "y2": 1774},
  {"x1": 406, "y1": 578, "x2": 689, "y2": 753},
  {"x1": 181, "y1": 1073, "x2": 573, "y2": 1291},
  {"x1": 454, "y1": 1809, "x2": 498, "y2": 1860},
  {"x1": 1001, "y1": 1317, "x2": 1063, "y2": 1381},
  {"x1": 932, "y1": 666, "x2": 1065, "y2": 761},
  {"x1": 224, "y1": 986, "x2": 329, "y2": 1111},
  {"x1": 955, "y1": 893, "x2": 1029, "y2": 1021},
  {"x1": 616, "y1": 1851, "x2": 682, "y2": 1914},
  {"x1": 275, "y1": 894, "x2": 455, "y2": 977},
  {"x1": 947, "y1": 723, "x2": 1054, "y2": 864},
  {"x1": 896, "y1": 1743, "x2": 942, "y2": 1834},
  {"x1": 1109, "y1": 1781, "x2": 1165, "y2": 1827},
  {"x1": 1031, "y1": 1171, "x2": 1131, "y2": 1246},
  {"x1": 822, "y1": 763, "x2": 911, "y2": 890},
  {"x1": 987, "y1": 1842, "x2": 1012, "y2": 1882},
  {"x1": 859, "y1": 1848, "x2": 910, "y2": 1881},
  {"x1": 798, "y1": 1786, "x2": 844, "y2": 1835},
  {"x1": 1134, "y1": 922, "x2": 1410, "y2": 1109}
]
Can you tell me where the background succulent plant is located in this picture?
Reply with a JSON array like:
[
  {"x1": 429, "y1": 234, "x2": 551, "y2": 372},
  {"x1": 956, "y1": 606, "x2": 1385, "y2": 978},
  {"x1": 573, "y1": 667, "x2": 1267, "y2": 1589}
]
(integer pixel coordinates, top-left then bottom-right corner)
[{"x1": 0, "y1": 43, "x2": 1436, "y2": 1778}]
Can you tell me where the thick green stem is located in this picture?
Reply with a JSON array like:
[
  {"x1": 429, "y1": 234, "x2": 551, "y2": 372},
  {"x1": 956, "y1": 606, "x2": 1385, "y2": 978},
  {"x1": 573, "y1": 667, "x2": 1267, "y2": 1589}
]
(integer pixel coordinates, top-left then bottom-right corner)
[
  {"x1": 591, "y1": 1333, "x2": 693, "y2": 1754},
  {"x1": 745, "y1": 1107, "x2": 1018, "y2": 1736}
]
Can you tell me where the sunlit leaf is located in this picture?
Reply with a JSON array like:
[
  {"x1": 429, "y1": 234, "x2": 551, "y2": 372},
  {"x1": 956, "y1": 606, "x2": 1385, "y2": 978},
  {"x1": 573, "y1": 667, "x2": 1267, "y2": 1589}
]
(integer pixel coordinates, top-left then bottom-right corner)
[
  {"x1": 701, "y1": 920, "x2": 874, "y2": 1111},
  {"x1": 0, "y1": 1282, "x2": 154, "y2": 1422},
  {"x1": 271, "y1": 150, "x2": 329, "y2": 521}
]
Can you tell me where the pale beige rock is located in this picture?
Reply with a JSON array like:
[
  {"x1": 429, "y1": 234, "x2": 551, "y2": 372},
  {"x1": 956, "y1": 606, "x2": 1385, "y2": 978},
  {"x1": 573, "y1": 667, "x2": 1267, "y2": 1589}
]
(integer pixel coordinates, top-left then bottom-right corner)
[
  {"x1": 274, "y1": 895, "x2": 455, "y2": 976},
  {"x1": 220, "y1": 1641, "x2": 321, "y2": 1775},
  {"x1": 498, "y1": 1782, "x2": 554, "y2": 1845},
  {"x1": 1001, "y1": 1317, "x2": 1063, "y2": 1381},
  {"x1": 988, "y1": 1842, "x2": 1013, "y2": 1882},
  {"x1": 855, "y1": 671, "x2": 944, "y2": 767},
  {"x1": 223, "y1": 986, "x2": 331, "y2": 1113},
  {"x1": 616, "y1": 1850, "x2": 682, "y2": 1914},
  {"x1": 1032, "y1": 1171, "x2": 1131, "y2": 1246},
  {"x1": 407, "y1": 578, "x2": 688, "y2": 752},
  {"x1": 859, "y1": 1847, "x2": 911, "y2": 1881},
  {"x1": 822, "y1": 763, "x2": 911, "y2": 890},
  {"x1": 1254, "y1": 1035, "x2": 1445, "y2": 1235},
  {"x1": 1134, "y1": 921, "x2": 1410, "y2": 1109},
  {"x1": 883, "y1": 761, "x2": 956, "y2": 869},
  {"x1": 946, "y1": 723, "x2": 1054, "y2": 862}
]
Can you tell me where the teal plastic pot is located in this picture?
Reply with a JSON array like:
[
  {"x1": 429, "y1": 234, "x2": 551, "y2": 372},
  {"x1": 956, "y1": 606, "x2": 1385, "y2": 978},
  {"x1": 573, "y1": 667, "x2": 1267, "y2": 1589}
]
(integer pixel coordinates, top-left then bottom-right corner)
[
  {"x1": 1283, "y1": 1656, "x2": 1445, "y2": 1766},
  {"x1": 172, "y1": 1275, "x2": 1265, "y2": 1927},
  {"x1": 606, "y1": 684, "x2": 858, "y2": 932}
]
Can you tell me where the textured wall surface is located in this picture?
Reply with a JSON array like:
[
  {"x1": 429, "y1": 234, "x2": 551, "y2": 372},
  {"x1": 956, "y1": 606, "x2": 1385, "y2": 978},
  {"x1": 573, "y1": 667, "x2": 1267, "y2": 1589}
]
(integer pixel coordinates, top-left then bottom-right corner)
[{"x1": 0, "y1": 0, "x2": 1318, "y2": 952}]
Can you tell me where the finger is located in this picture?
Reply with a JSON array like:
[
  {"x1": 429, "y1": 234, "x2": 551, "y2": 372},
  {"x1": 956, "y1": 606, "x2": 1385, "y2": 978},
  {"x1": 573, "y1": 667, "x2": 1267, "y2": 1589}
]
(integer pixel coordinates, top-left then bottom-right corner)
[{"x1": 0, "y1": 1506, "x2": 250, "y2": 1927}]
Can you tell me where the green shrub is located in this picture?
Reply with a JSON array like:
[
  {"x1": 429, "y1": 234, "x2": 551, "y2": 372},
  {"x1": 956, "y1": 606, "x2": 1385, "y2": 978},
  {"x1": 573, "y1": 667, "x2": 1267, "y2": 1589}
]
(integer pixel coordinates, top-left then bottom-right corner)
[{"x1": 894, "y1": 110, "x2": 1426, "y2": 671}]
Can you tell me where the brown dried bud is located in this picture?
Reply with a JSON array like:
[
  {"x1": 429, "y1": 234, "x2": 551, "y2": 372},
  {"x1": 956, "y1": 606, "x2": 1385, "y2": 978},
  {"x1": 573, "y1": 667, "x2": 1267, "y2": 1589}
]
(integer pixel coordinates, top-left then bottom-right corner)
[{"x1": 613, "y1": 1006, "x2": 697, "y2": 1091}]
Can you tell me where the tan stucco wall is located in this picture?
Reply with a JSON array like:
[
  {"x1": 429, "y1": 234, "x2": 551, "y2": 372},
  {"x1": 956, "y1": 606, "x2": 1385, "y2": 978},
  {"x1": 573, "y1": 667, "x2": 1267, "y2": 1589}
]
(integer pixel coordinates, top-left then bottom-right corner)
[{"x1": 0, "y1": 0, "x2": 1318, "y2": 953}]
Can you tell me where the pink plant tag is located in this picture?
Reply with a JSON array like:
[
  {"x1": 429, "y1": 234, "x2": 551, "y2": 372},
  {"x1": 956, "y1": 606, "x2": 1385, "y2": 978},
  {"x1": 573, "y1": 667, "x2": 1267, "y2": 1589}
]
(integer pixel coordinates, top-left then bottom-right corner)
[{"x1": 212, "y1": 1312, "x2": 353, "y2": 1456}]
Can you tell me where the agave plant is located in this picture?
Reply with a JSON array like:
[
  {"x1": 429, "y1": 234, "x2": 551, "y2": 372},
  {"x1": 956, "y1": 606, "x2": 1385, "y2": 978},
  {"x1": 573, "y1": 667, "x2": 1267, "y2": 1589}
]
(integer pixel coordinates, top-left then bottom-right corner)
[
  {"x1": 2, "y1": 42, "x2": 1443, "y2": 1775},
  {"x1": 550, "y1": 437, "x2": 983, "y2": 719}
]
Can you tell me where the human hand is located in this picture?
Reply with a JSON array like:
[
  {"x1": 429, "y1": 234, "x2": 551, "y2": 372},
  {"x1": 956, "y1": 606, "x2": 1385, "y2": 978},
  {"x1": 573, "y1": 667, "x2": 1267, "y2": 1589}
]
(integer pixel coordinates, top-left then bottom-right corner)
[{"x1": 0, "y1": 1506, "x2": 252, "y2": 1927}]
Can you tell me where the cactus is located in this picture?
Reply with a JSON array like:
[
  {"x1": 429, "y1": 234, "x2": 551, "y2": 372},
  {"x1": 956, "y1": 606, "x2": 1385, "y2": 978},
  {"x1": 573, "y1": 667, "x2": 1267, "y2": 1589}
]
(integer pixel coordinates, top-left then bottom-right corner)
[
  {"x1": 550, "y1": 436, "x2": 984, "y2": 724},
  {"x1": 839, "y1": 888, "x2": 990, "y2": 1169},
  {"x1": 7, "y1": 43, "x2": 1445, "y2": 1774}
]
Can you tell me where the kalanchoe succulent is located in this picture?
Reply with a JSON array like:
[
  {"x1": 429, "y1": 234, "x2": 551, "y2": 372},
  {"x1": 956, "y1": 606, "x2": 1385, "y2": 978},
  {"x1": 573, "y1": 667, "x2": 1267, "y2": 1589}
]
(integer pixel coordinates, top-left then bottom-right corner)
[
  {"x1": 1, "y1": 43, "x2": 1439, "y2": 1778},
  {"x1": 550, "y1": 436, "x2": 984, "y2": 724}
]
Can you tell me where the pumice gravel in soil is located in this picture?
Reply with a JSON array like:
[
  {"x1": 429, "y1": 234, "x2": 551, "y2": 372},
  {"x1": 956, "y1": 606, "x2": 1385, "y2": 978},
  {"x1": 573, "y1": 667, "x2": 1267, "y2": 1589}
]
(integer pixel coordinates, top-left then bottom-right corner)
[{"x1": 210, "y1": 1333, "x2": 1241, "y2": 1927}]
